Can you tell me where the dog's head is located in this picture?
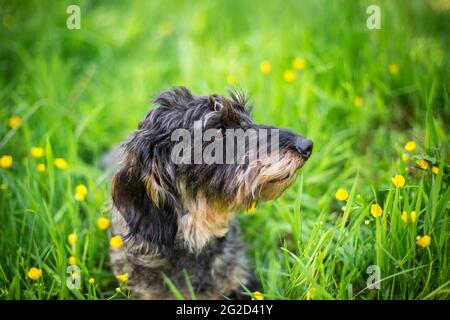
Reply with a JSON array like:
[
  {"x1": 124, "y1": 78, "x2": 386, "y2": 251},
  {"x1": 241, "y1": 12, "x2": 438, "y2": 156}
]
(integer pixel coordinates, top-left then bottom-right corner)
[{"x1": 112, "y1": 87, "x2": 313, "y2": 252}]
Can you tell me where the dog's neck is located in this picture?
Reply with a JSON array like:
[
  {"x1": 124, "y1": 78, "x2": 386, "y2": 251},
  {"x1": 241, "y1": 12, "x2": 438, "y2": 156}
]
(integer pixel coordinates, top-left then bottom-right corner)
[{"x1": 177, "y1": 197, "x2": 235, "y2": 253}]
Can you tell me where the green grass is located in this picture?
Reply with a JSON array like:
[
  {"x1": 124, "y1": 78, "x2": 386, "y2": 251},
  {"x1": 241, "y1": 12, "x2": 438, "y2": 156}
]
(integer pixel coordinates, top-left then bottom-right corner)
[{"x1": 0, "y1": 0, "x2": 449, "y2": 300}]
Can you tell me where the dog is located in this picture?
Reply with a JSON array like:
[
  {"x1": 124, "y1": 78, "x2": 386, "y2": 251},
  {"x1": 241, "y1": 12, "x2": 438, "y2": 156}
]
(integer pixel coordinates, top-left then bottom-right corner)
[{"x1": 109, "y1": 87, "x2": 313, "y2": 299}]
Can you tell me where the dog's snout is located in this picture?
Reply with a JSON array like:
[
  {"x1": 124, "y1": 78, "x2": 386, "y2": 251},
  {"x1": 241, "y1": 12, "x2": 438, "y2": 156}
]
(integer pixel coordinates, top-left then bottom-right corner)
[{"x1": 295, "y1": 137, "x2": 313, "y2": 160}]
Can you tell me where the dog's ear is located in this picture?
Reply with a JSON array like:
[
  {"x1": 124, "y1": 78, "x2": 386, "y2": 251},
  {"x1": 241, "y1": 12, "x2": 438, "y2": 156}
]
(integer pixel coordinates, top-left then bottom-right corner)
[
  {"x1": 208, "y1": 94, "x2": 239, "y2": 124},
  {"x1": 112, "y1": 152, "x2": 178, "y2": 248}
]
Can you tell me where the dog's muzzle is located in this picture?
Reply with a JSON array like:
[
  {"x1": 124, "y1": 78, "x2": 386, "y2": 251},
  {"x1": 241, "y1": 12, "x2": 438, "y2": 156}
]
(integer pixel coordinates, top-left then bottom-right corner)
[{"x1": 293, "y1": 137, "x2": 313, "y2": 161}]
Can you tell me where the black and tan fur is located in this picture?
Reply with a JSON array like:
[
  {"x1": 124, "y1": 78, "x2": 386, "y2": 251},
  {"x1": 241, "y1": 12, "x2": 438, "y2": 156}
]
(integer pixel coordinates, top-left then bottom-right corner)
[{"x1": 109, "y1": 87, "x2": 313, "y2": 299}]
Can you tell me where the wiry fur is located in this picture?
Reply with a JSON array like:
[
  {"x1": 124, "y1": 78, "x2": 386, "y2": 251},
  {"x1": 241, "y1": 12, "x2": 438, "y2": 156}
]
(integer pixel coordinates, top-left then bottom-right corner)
[{"x1": 109, "y1": 86, "x2": 313, "y2": 299}]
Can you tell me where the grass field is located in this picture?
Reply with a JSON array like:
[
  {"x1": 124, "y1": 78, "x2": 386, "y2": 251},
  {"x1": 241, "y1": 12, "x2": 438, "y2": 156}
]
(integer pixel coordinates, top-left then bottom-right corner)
[{"x1": 0, "y1": 0, "x2": 449, "y2": 300}]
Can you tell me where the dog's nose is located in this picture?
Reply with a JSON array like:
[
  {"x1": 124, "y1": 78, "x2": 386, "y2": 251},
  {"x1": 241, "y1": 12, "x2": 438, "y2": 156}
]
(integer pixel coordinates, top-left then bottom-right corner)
[{"x1": 294, "y1": 137, "x2": 313, "y2": 160}]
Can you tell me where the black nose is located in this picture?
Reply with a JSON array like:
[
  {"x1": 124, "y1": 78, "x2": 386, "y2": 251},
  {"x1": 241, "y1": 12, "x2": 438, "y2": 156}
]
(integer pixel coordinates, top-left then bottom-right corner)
[{"x1": 294, "y1": 137, "x2": 313, "y2": 160}]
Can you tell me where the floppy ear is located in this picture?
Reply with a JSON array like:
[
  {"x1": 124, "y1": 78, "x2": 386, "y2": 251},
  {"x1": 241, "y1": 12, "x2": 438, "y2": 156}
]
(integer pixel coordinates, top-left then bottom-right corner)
[{"x1": 112, "y1": 159, "x2": 178, "y2": 248}]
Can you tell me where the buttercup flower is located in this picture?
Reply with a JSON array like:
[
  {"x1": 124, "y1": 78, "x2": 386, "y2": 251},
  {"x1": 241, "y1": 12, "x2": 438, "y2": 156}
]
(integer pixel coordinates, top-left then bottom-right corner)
[
  {"x1": 432, "y1": 166, "x2": 439, "y2": 175},
  {"x1": 8, "y1": 115, "x2": 21, "y2": 128},
  {"x1": 306, "y1": 288, "x2": 316, "y2": 300},
  {"x1": 245, "y1": 202, "x2": 257, "y2": 214},
  {"x1": 27, "y1": 267, "x2": 42, "y2": 280},
  {"x1": 68, "y1": 256, "x2": 76, "y2": 265},
  {"x1": 68, "y1": 233, "x2": 77, "y2": 245},
  {"x1": 31, "y1": 147, "x2": 44, "y2": 158},
  {"x1": 370, "y1": 204, "x2": 383, "y2": 218},
  {"x1": 402, "y1": 154, "x2": 410, "y2": 162},
  {"x1": 116, "y1": 273, "x2": 129, "y2": 282},
  {"x1": 110, "y1": 236, "x2": 123, "y2": 249},
  {"x1": 401, "y1": 210, "x2": 417, "y2": 224},
  {"x1": 283, "y1": 70, "x2": 296, "y2": 82},
  {"x1": 260, "y1": 60, "x2": 272, "y2": 74},
  {"x1": 0, "y1": 155, "x2": 13, "y2": 169},
  {"x1": 37, "y1": 163, "x2": 46, "y2": 173},
  {"x1": 74, "y1": 193, "x2": 85, "y2": 201},
  {"x1": 292, "y1": 58, "x2": 305, "y2": 70},
  {"x1": 252, "y1": 291, "x2": 264, "y2": 300},
  {"x1": 74, "y1": 184, "x2": 88, "y2": 201},
  {"x1": 416, "y1": 159, "x2": 428, "y2": 170},
  {"x1": 416, "y1": 235, "x2": 431, "y2": 248},
  {"x1": 335, "y1": 188, "x2": 349, "y2": 201},
  {"x1": 388, "y1": 63, "x2": 399, "y2": 75},
  {"x1": 411, "y1": 211, "x2": 417, "y2": 223},
  {"x1": 54, "y1": 158, "x2": 68, "y2": 169},
  {"x1": 404, "y1": 141, "x2": 416, "y2": 152},
  {"x1": 76, "y1": 184, "x2": 87, "y2": 195},
  {"x1": 354, "y1": 96, "x2": 363, "y2": 108},
  {"x1": 88, "y1": 277, "x2": 95, "y2": 284},
  {"x1": 391, "y1": 175, "x2": 405, "y2": 188},
  {"x1": 401, "y1": 211, "x2": 407, "y2": 223},
  {"x1": 97, "y1": 217, "x2": 110, "y2": 230},
  {"x1": 226, "y1": 74, "x2": 237, "y2": 85}
]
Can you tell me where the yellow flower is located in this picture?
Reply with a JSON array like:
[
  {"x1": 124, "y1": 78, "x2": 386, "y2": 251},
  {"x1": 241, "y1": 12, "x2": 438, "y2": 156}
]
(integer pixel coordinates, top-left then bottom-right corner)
[
  {"x1": 292, "y1": 57, "x2": 305, "y2": 70},
  {"x1": 252, "y1": 291, "x2": 264, "y2": 300},
  {"x1": 260, "y1": 60, "x2": 272, "y2": 74},
  {"x1": 370, "y1": 203, "x2": 382, "y2": 218},
  {"x1": 416, "y1": 235, "x2": 431, "y2": 248},
  {"x1": 432, "y1": 166, "x2": 439, "y2": 175},
  {"x1": 54, "y1": 158, "x2": 68, "y2": 169},
  {"x1": 110, "y1": 235, "x2": 123, "y2": 249},
  {"x1": 245, "y1": 202, "x2": 257, "y2": 214},
  {"x1": 388, "y1": 63, "x2": 399, "y2": 75},
  {"x1": 401, "y1": 210, "x2": 417, "y2": 224},
  {"x1": 68, "y1": 233, "x2": 77, "y2": 245},
  {"x1": 354, "y1": 96, "x2": 363, "y2": 108},
  {"x1": 402, "y1": 153, "x2": 410, "y2": 162},
  {"x1": 283, "y1": 70, "x2": 296, "y2": 82},
  {"x1": 0, "y1": 155, "x2": 13, "y2": 169},
  {"x1": 74, "y1": 193, "x2": 85, "y2": 201},
  {"x1": 306, "y1": 288, "x2": 316, "y2": 300},
  {"x1": 88, "y1": 277, "x2": 95, "y2": 284},
  {"x1": 226, "y1": 74, "x2": 237, "y2": 85},
  {"x1": 75, "y1": 184, "x2": 87, "y2": 195},
  {"x1": 97, "y1": 217, "x2": 110, "y2": 230},
  {"x1": 410, "y1": 211, "x2": 417, "y2": 223},
  {"x1": 27, "y1": 267, "x2": 42, "y2": 281},
  {"x1": 335, "y1": 188, "x2": 349, "y2": 201},
  {"x1": 74, "y1": 184, "x2": 88, "y2": 200},
  {"x1": 68, "y1": 256, "x2": 76, "y2": 265},
  {"x1": 416, "y1": 159, "x2": 428, "y2": 170},
  {"x1": 37, "y1": 163, "x2": 46, "y2": 173},
  {"x1": 401, "y1": 211, "x2": 407, "y2": 223},
  {"x1": 158, "y1": 22, "x2": 173, "y2": 36},
  {"x1": 364, "y1": 220, "x2": 370, "y2": 225},
  {"x1": 116, "y1": 273, "x2": 129, "y2": 282},
  {"x1": 8, "y1": 115, "x2": 21, "y2": 128},
  {"x1": 391, "y1": 174, "x2": 406, "y2": 188},
  {"x1": 31, "y1": 147, "x2": 44, "y2": 158},
  {"x1": 404, "y1": 140, "x2": 416, "y2": 152}
]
